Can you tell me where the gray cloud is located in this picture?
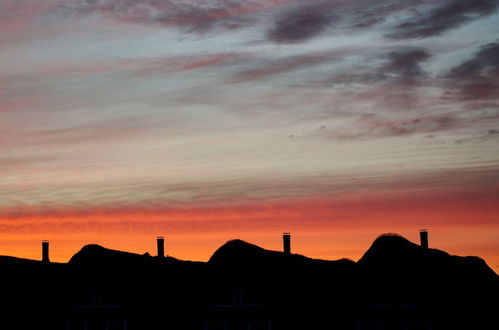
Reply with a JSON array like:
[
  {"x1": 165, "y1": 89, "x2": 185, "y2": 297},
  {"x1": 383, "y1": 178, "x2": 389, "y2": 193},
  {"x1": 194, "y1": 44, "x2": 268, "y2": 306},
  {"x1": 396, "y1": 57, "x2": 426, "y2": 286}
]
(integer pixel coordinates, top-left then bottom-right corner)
[
  {"x1": 350, "y1": 114, "x2": 461, "y2": 139},
  {"x1": 448, "y1": 41, "x2": 499, "y2": 78},
  {"x1": 266, "y1": 0, "x2": 499, "y2": 43},
  {"x1": 308, "y1": 107, "x2": 499, "y2": 141},
  {"x1": 266, "y1": 2, "x2": 334, "y2": 43},
  {"x1": 58, "y1": 0, "x2": 258, "y2": 33},
  {"x1": 387, "y1": 0, "x2": 499, "y2": 39},
  {"x1": 383, "y1": 116, "x2": 457, "y2": 137},
  {"x1": 325, "y1": 48, "x2": 432, "y2": 86},
  {"x1": 57, "y1": 0, "x2": 499, "y2": 42},
  {"x1": 327, "y1": 73, "x2": 387, "y2": 85},
  {"x1": 230, "y1": 49, "x2": 354, "y2": 83},
  {"x1": 444, "y1": 40, "x2": 499, "y2": 100},
  {"x1": 381, "y1": 49, "x2": 432, "y2": 80}
]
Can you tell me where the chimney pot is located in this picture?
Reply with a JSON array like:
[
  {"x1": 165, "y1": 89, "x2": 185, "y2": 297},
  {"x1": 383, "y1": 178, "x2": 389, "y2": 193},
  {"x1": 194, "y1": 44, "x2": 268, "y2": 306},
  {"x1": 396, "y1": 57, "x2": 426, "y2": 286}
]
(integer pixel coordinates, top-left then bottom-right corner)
[
  {"x1": 42, "y1": 240, "x2": 50, "y2": 263},
  {"x1": 419, "y1": 229, "x2": 428, "y2": 249},
  {"x1": 157, "y1": 236, "x2": 165, "y2": 258},
  {"x1": 283, "y1": 233, "x2": 291, "y2": 254}
]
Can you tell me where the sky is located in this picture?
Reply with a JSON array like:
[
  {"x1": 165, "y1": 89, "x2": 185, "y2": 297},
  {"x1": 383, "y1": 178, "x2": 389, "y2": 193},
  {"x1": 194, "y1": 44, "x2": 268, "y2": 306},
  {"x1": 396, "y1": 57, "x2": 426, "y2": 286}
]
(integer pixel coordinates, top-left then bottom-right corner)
[{"x1": 1, "y1": 0, "x2": 499, "y2": 271}]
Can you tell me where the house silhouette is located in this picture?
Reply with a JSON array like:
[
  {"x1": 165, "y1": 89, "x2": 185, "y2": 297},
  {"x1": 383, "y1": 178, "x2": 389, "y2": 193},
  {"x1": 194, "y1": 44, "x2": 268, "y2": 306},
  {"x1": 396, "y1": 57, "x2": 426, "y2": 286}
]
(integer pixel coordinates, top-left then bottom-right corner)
[{"x1": 0, "y1": 233, "x2": 497, "y2": 330}]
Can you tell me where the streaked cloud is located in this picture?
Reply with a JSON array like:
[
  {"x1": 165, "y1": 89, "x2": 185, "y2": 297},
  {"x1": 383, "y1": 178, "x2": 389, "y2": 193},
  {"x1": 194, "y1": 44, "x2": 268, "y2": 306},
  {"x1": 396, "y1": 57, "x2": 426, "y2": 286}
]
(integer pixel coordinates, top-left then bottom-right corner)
[
  {"x1": 55, "y1": 0, "x2": 499, "y2": 42},
  {"x1": 1, "y1": 0, "x2": 499, "y2": 268},
  {"x1": 387, "y1": 0, "x2": 499, "y2": 39},
  {"x1": 444, "y1": 39, "x2": 499, "y2": 100}
]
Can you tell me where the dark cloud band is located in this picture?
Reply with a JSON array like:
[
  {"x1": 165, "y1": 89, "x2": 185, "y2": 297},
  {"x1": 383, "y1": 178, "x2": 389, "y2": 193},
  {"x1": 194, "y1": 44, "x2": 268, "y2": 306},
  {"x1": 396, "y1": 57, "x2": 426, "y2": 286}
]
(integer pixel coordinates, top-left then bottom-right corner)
[{"x1": 57, "y1": 0, "x2": 499, "y2": 43}]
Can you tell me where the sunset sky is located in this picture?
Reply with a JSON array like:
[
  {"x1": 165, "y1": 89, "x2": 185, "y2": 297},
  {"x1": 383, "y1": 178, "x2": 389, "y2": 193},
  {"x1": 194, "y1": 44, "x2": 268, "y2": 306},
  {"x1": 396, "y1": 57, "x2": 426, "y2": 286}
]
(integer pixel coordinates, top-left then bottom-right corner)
[{"x1": 1, "y1": 0, "x2": 499, "y2": 271}]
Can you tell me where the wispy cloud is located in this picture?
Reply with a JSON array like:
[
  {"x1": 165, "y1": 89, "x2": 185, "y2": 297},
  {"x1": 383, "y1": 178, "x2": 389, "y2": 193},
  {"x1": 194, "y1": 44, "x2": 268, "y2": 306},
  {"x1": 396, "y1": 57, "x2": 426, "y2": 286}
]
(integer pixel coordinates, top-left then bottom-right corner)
[
  {"x1": 324, "y1": 47, "x2": 432, "y2": 86},
  {"x1": 1, "y1": 0, "x2": 499, "y2": 266},
  {"x1": 444, "y1": 40, "x2": 499, "y2": 100},
  {"x1": 53, "y1": 0, "x2": 499, "y2": 43},
  {"x1": 387, "y1": 0, "x2": 499, "y2": 39},
  {"x1": 266, "y1": 1, "x2": 334, "y2": 43},
  {"x1": 230, "y1": 48, "x2": 357, "y2": 83},
  {"x1": 0, "y1": 0, "x2": 57, "y2": 32},
  {"x1": 56, "y1": 0, "x2": 290, "y2": 32}
]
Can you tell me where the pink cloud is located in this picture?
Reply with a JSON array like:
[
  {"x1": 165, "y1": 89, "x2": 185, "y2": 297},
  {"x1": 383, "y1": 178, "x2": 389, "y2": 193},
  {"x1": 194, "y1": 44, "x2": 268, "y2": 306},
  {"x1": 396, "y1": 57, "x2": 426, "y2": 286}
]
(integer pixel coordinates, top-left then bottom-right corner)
[
  {"x1": 0, "y1": 0, "x2": 61, "y2": 33},
  {"x1": 230, "y1": 48, "x2": 360, "y2": 83}
]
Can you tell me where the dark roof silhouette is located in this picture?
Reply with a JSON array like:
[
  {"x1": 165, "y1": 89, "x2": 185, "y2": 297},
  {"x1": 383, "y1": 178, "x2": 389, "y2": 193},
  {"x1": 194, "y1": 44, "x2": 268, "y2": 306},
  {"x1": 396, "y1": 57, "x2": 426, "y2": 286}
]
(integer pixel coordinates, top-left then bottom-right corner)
[
  {"x1": 0, "y1": 233, "x2": 496, "y2": 330},
  {"x1": 69, "y1": 244, "x2": 149, "y2": 265},
  {"x1": 208, "y1": 239, "x2": 356, "y2": 277},
  {"x1": 358, "y1": 233, "x2": 496, "y2": 279},
  {"x1": 359, "y1": 233, "x2": 430, "y2": 266},
  {"x1": 209, "y1": 239, "x2": 307, "y2": 264},
  {"x1": 0, "y1": 255, "x2": 49, "y2": 266}
]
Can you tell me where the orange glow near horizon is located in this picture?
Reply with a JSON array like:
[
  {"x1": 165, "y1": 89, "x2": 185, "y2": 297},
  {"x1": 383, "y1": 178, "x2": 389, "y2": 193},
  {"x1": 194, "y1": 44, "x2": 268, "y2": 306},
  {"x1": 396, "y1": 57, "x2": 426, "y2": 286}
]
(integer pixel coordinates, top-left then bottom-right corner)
[
  {"x1": 2, "y1": 187, "x2": 498, "y2": 273},
  {"x1": 3, "y1": 0, "x2": 499, "y2": 282}
]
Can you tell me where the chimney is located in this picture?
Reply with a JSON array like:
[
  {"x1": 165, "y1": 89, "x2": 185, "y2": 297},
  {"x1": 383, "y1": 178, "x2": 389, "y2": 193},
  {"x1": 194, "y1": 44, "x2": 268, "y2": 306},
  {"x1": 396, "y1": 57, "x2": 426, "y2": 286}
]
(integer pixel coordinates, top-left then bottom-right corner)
[
  {"x1": 157, "y1": 236, "x2": 165, "y2": 258},
  {"x1": 419, "y1": 229, "x2": 428, "y2": 249},
  {"x1": 42, "y1": 240, "x2": 50, "y2": 263},
  {"x1": 283, "y1": 233, "x2": 291, "y2": 254}
]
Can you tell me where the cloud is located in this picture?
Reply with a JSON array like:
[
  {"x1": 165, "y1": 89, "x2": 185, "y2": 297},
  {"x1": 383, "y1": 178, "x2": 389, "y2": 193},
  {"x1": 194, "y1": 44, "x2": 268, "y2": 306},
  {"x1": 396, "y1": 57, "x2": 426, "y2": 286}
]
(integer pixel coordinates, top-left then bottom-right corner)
[
  {"x1": 379, "y1": 115, "x2": 457, "y2": 137},
  {"x1": 2, "y1": 165, "x2": 499, "y2": 225},
  {"x1": 381, "y1": 49, "x2": 432, "y2": 80},
  {"x1": 448, "y1": 40, "x2": 499, "y2": 78},
  {"x1": 387, "y1": 0, "x2": 499, "y2": 39},
  {"x1": 0, "y1": 155, "x2": 59, "y2": 169},
  {"x1": 265, "y1": 0, "x2": 415, "y2": 43},
  {"x1": 57, "y1": 0, "x2": 288, "y2": 33},
  {"x1": 309, "y1": 105, "x2": 499, "y2": 141},
  {"x1": 0, "y1": 0, "x2": 57, "y2": 32},
  {"x1": 324, "y1": 48, "x2": 432, "y2": 86},
  {"x1": 444, "y1": 40, "x2": 499, "y2": 100},
  {"x1": 265, "y1": 0, "x2": 499, "y2": 43},
  {"x1": 230, "y1": 48, "x2": 356, "y2": 83},
  {"x1": 337, "y1": 113, "x2": 462, "y2": 139},
  {"x1": 266, "y1": 2, "x2": 333, "y2": 43},
  {"x1": 39, "y1": 52, "x2": 248, "y2": 78},
  {"x1": 55, "y1": 0, "x2": 499, "y2": 43}
]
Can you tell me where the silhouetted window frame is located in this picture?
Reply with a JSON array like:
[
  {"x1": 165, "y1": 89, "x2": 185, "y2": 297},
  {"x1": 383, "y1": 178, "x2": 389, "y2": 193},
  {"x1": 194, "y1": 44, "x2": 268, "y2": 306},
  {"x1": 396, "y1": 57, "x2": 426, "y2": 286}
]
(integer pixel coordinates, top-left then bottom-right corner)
[
  {"x1": 404, "y1": 319, "x2": 432, "y2": 330},
  {"x1": 65, "y1": 319, "x2": 87, "y2": 330},
  {"x1": 247, "y1": 319, "x2": 272, "y2": 330},
  {"x1": 356, "y1": 319, "x2": 385, "y2": 330},
  {"x1": 105, "y1": 319, "x2": 128, "y2": 330},
  {"x1": 204, "y1": 319, "x2": 228, "y2": 330}
]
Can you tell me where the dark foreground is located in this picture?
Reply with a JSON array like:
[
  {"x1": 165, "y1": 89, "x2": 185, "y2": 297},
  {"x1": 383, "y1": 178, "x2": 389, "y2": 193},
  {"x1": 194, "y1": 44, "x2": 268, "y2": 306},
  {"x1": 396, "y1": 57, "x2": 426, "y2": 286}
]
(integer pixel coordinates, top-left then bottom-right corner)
[{"x1": 0, "y1": 234, "x2": 497, "y2": 330}]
